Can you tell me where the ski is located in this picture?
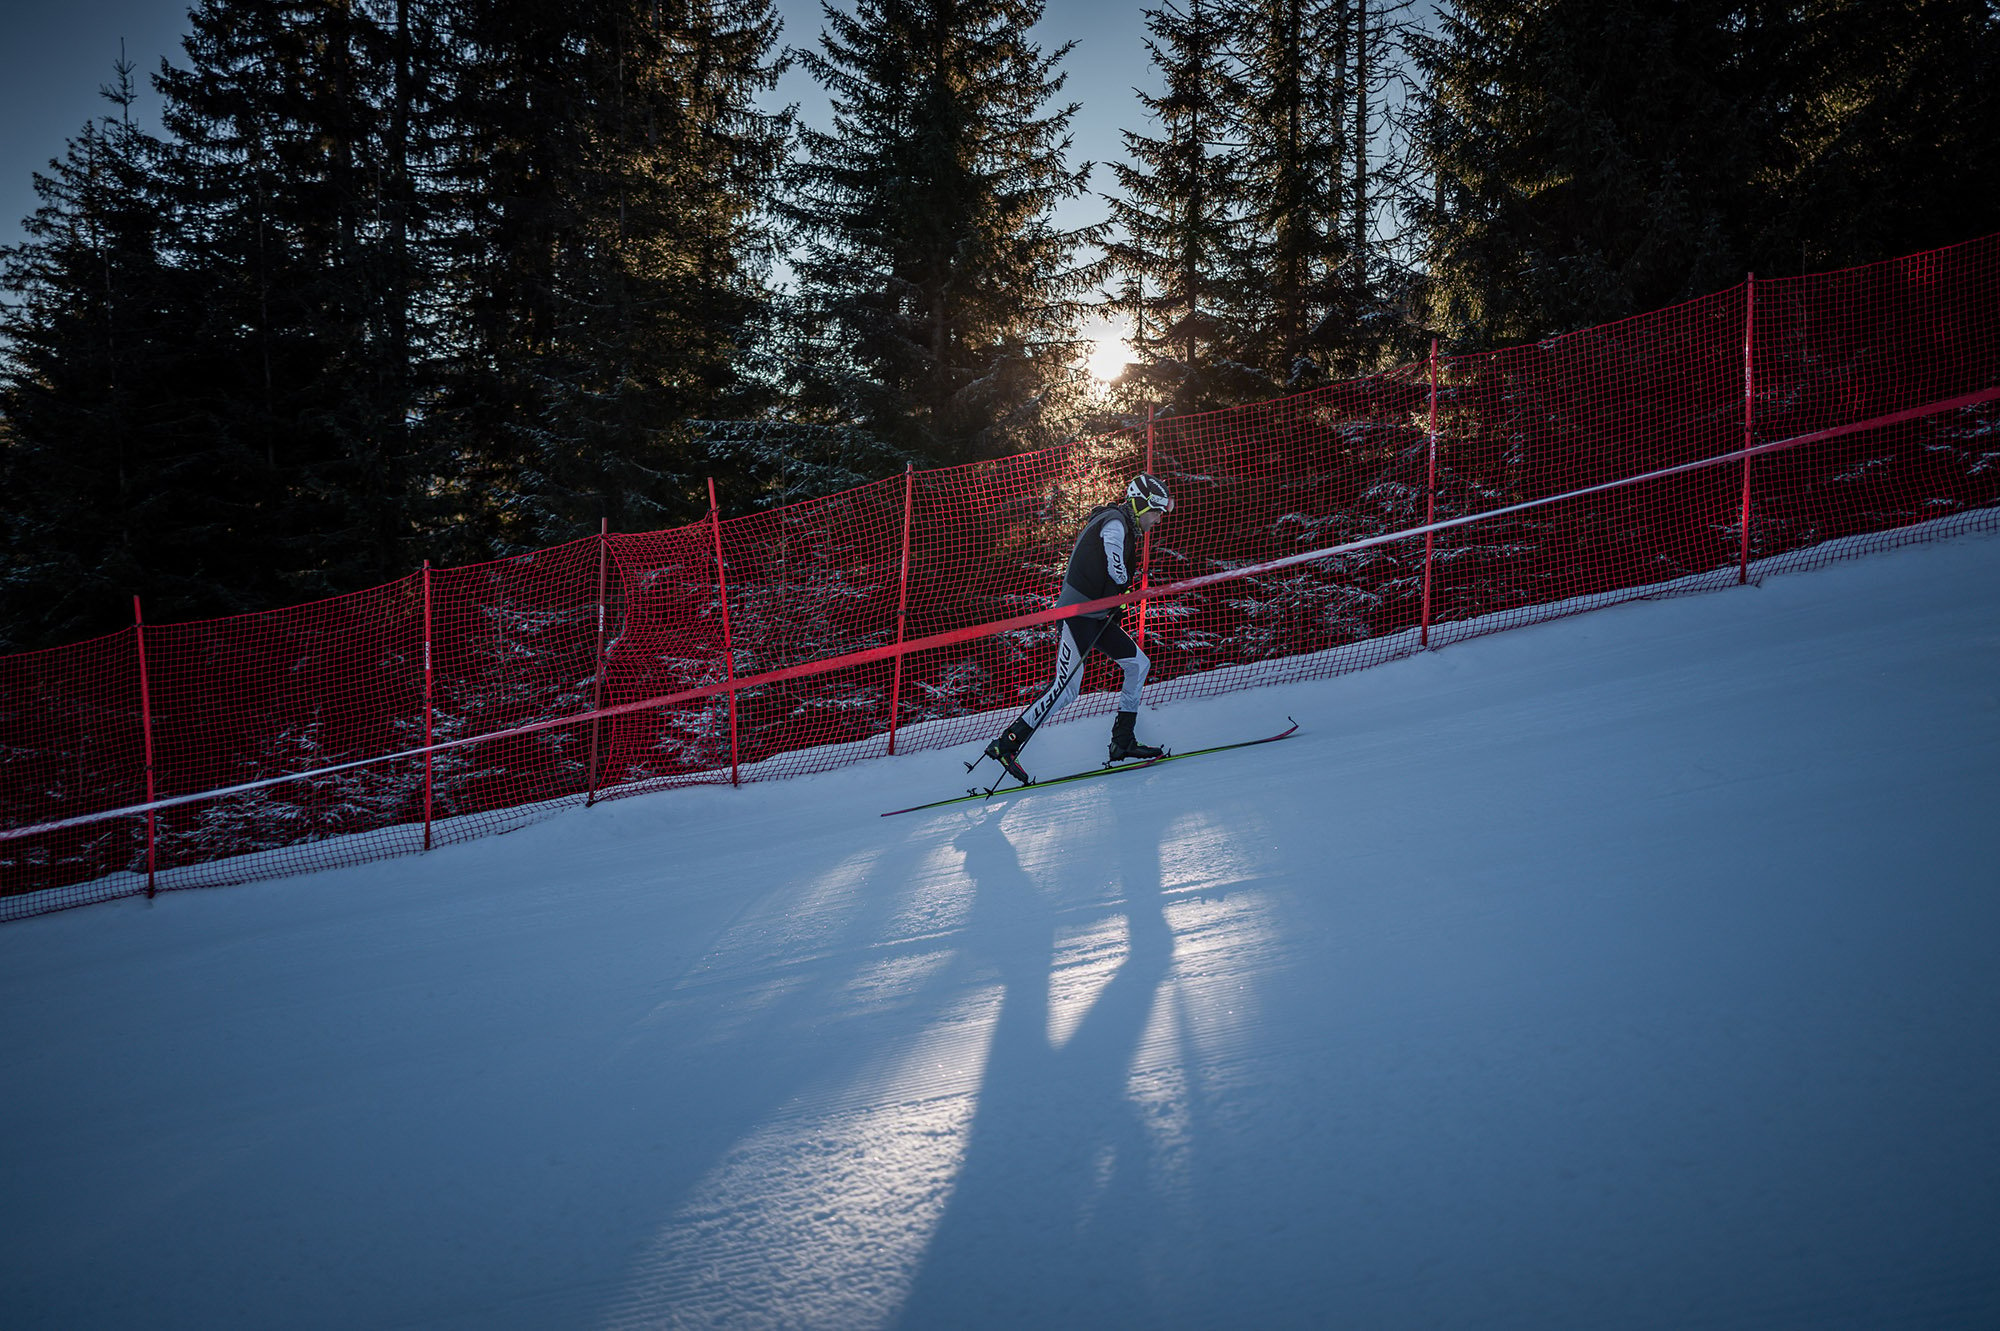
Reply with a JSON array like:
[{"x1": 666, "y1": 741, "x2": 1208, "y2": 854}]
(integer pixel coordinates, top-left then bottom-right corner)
[{"x1": 880, "y1": 719, "x2": 1299, "y2": 817}]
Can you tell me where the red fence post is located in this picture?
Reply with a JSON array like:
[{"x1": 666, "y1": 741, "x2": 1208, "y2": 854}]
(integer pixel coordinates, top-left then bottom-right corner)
[
  {"x1": 587, "y1": 518, "x2": 610, "y2": 803},
  {"x1": 1138, "y1": 405, "x2": 1155, "y2": 648},
  {"x1": 1739, "y1": 272, "x2": 1757, "y2": 585},
  {"x1": 887, "y1": 463, "x2": 916, "y2": 755},
  {"x1": 133, "y1": 596, "x2": 157, "y2": 897},
  {"x1": 1421, "y1": 339, "x2": 1440, "y2": 647},
  {"x1": 422, "y1": 560, "x2": 435, "y2": 850},
  {"x1": 708, "y1": 478, "x2": 740, "y2": 786}
]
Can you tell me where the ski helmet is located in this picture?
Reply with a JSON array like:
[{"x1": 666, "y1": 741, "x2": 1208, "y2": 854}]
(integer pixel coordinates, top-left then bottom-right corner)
[{"x1": 1126, "y1": 472, "x2": 1173, "y2": 516}]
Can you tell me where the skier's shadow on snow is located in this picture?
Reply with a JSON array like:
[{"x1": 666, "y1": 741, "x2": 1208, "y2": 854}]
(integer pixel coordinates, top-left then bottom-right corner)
[{"x1": 897, "y1": 793, "x2": 1182, "y2": 1327}]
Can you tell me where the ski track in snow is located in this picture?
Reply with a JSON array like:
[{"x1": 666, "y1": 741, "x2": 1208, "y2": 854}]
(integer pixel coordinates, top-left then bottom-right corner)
[{"x1": 3, "y1": 526, "x2": 1999, "y2": 1329}]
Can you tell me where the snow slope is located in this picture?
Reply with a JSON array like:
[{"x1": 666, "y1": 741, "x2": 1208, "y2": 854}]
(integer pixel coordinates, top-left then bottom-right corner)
[{"x1": 3, "y1": 529, "x2": 1997, "y2": 1330}]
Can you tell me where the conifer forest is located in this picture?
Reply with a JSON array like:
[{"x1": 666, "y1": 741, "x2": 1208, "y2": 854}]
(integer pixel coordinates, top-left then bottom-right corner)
[{"x1": 3, "y1": 0, "x2": 1995, "y2": 653}]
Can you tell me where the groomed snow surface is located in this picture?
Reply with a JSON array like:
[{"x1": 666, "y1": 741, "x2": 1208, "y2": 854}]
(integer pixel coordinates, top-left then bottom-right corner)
[{"x1": 4, "y1": 528, "x2": 1998, "y2": 1330}]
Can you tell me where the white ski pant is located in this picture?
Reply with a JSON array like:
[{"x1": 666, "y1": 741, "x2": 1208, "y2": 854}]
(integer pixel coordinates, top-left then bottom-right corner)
[{"x1": 1019, "y1": 615, "x2": 1149, "y2": 732}]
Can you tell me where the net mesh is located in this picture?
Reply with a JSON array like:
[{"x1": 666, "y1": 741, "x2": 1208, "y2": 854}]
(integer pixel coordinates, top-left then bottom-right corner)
[{"x1": 6, "y1": 234, "x2": 1998, "y2": 918}]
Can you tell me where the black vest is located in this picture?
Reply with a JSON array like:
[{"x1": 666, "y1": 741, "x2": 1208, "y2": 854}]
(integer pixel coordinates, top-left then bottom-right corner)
[{"x1": 1062, "y1": 503, "x2": 1138, "y2": 602}]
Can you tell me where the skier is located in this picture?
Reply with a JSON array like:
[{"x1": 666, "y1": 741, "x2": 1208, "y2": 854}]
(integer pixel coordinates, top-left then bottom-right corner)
[{"x1": 983, "y1": 473, "x2": 1174, "y2": 783}]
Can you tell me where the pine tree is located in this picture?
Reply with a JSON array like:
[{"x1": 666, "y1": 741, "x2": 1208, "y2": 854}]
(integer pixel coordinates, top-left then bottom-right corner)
[
  {"x1": 0, "y1": 54, "x2": 212, "y2": 648},
  {"x1": 1102, "y1": 0, "x2": 1423, "y2": 405},
  {"x1": 1330, "y1": 0, "x2": 1427, "y2": 373},
  {"x1": 153, "y1": 0, "x2": 421, "y2": 601},
  {"x1": 1408, "y1": 0, "x2": 1760, "y2": 347},
  {"x1": 1757, "y1": 0, "x2": 2000, "y2": 273},
  {"x1": 1226, "y1": 0, "x2": 1351, "y2": 384},
  {"x1": 1409, "y1": 0, "x2": 1999, "y2": 354},
  {"x1": 626, "y1": 0, "x2": 795, "y2": 516},
  {"x1": 784, "y1": 0, "x2": 1104, "y2": 469},
  {"x1": 366, "y1": 0, "x2": 456, "y2": 567},
  {"x1": 433, "y1": 0, "x2": 791, "y2": 551},
  {"x1": 1103, "y1": 0, "x2": 1247, "y2": 411}
]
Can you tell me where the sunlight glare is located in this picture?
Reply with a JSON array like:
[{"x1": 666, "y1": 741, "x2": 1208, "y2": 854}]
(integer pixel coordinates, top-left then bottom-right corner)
[{"x1": 1086, "y1": 334, "x2": 1132, "y2": 386}]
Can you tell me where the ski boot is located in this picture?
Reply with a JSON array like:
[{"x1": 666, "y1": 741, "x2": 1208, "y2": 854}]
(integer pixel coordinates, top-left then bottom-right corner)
[
  {"x1": 1107, "y1": 710, "x2": 1165, "y2": 764},
  {"x1": 983, "y1": 718, "x2": 1036, "y2": 784}
]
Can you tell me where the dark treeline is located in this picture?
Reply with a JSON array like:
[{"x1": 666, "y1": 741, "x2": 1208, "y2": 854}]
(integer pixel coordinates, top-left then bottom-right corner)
[
  {"x1": 1410, "y1": 0, "x2": 2000, "y2": 348},
  {"x1": 3, "y1": 0, "x2": 1994, "y2": 652},
  {"x1": 3, "y1": 0, "x2": 795, "y2": 650}
]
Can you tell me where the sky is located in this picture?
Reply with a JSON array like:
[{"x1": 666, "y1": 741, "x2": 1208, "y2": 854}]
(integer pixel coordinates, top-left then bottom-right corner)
[
  {"x1": 4, "y1": 517, "x2": 1996, "y2": 1326},
  {"x1": 0, "y1": 0, "x2": 1159, "y2": 372}
]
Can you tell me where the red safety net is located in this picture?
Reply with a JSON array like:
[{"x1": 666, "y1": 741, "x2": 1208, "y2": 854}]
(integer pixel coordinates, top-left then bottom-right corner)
[{"x1": 5, "y1": 234, "x2": 1998, "y2": 919}]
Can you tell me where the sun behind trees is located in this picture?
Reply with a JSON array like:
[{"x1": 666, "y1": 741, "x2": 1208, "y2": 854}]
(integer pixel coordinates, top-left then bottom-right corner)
[
  {"x1": 779, "y1": 0, "x2": 1105, "y2": 472},
  {"x1": 3, "y1": 0, "x2": 1995, "y2": 652}
]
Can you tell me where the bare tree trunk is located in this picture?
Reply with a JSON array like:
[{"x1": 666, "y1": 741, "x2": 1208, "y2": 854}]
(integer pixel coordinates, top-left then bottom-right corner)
[{"x1": 1353, "y1": 0, "x2": 1368, "y2": 296}]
